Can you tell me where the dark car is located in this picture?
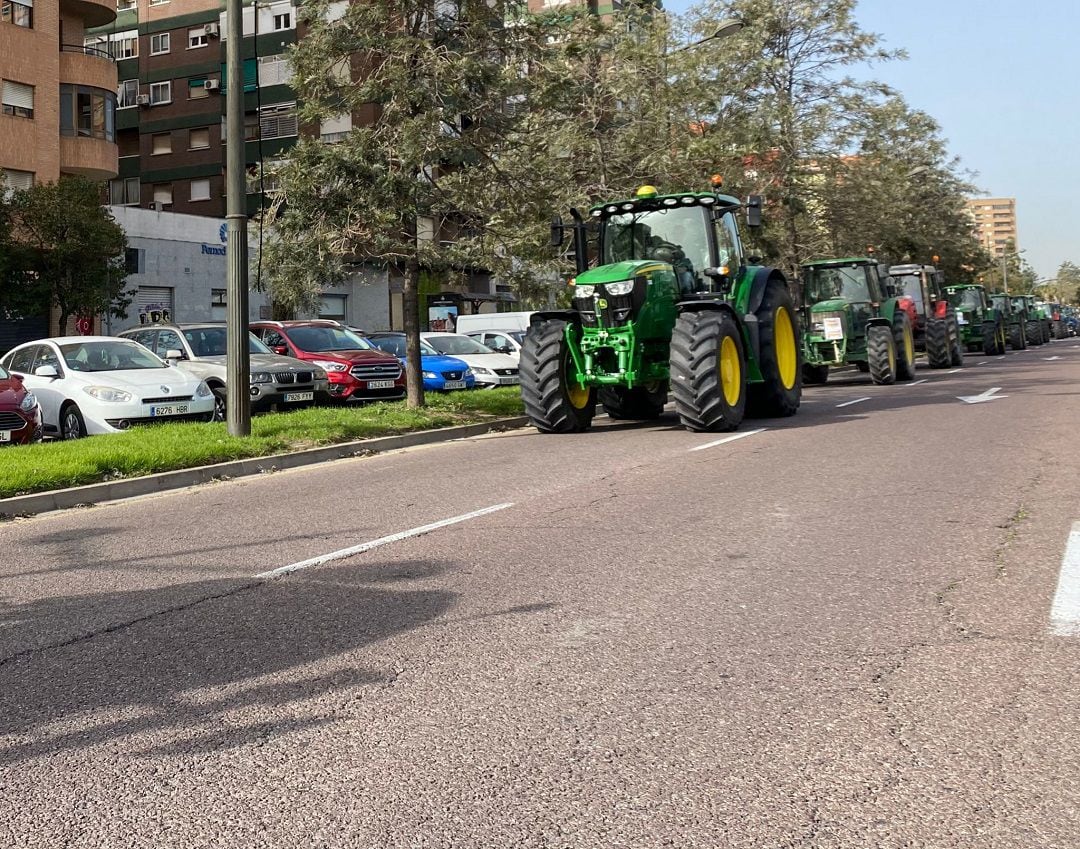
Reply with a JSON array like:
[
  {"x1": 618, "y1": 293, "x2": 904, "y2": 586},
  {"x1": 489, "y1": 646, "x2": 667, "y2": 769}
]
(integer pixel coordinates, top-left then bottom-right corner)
[
  {"x1": 0, "y1": 363, "x2": 43, "y2": 445},
  {"x1": 250, "y1": 320, "x2": 406, "y2": 402}
]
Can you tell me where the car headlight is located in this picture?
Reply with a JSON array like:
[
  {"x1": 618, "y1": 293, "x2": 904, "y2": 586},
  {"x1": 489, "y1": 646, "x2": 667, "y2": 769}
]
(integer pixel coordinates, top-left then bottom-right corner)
[
  {"x1": 312, "y1": 360, "x2": 349, "y2": 372},
  {"x1": 463, "y1": 368, "x2": 474, "y2": 377},
  {"x1": 19, "y1": 392, "x2": 37, "y2": 412},
  {"x1": 605, "y1": 279, "x2": 635, "y2": 296},
  {"x1": 472, "y1": 366, "x2": 492, "y2": 375},
  {"x1": 312, "y1": 368, "x2": 328, "y2": 380},
  {"x1": 251, "y1": 371, "x2": 273, "y2": 384},
  {"x1": 575, "y1": 285, "x2": 596, "y2": 298},
  {"x1": 195, "y1": 381, "x2": 213, "y2": 398},
  {"x1": 83, "y1": 386, "x2": 133, "y2": 403},
  {"x1": 422, "y1": 371, "x2": 438, "y2": 380}
]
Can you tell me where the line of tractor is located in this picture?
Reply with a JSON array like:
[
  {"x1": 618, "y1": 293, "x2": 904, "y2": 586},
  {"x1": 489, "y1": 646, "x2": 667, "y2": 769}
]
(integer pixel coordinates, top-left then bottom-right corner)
[{"x1": 517, "y1": 181, "x2": 1071, "y2": 435}]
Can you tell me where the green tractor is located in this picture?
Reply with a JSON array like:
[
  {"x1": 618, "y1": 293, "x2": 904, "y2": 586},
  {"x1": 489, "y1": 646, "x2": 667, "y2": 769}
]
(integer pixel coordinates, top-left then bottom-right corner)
[
  {"x1": 521, "y1": 184, "x2": 801, "y2": 433},
  {"x1": 990, "y1": 293, "x2": 1027, "y2": 350},
  {"x1": 799, "y1": 257, "x2": 916, "y2": 385},
  {"x1": 1036, "y1": 301, "x2": 1067, "y2": 339},
  {"x1": 1014, "y1": 295, "x2": 1047, "y2": 346},
  {"x1": 888, "y1": 263, "x2": 964, "y2": 369},
  {"x1": 944, "y1": 284, "x2": 1007, "y2": 355}
]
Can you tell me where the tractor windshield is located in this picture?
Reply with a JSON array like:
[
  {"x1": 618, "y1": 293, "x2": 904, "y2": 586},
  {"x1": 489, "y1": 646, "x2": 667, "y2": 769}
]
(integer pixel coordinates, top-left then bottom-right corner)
[
  {"x1": 892, "y1": 274, "x2": 925, "y2": 311},
  {"x1": 803, "y1": 266, "x2": 871, "y2": 304},
  {"x1": 602, "y1": 206, "x2": 711, "y2": 292},
  {"x1": 948, "y1": 289, "x2": 983, "y2": 310}
]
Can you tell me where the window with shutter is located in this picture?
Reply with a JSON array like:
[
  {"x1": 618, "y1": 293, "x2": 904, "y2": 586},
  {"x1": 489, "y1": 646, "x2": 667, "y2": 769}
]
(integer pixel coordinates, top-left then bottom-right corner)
[
  {"x1": 153, "y1": 184, "x2": 172, "y2": 205},
  {"x1": 258, "y1": 55, "x2": 291, "y2": 87},
  {"x1": 2, "y1": 169, "x2": 33, "y2": 198},
  {"x1": 2, "y1": 80, "x2": 34, "y2": 118},
  {"x1": 190, "y1": 179, "x2": 211, "y2": 201},
  {"x1": 258, "y1": 102, "x2": 297, "y2": 140},
  {"x1": 151, "y1": 133, "x2": 171, "y2": 155},
  {"x1": 189, "y1": 127, "x2": 210, "y2": 149}
]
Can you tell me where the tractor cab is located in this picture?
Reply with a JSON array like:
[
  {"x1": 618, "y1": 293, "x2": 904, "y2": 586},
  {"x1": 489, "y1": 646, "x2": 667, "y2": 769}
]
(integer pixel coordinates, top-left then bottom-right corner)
[
  {"x1": 801, "y1": 258, "x2": 891, "y2": 346},
  {"x1": 888, "y1": 263, "x2": 947, "y2": 333},
  {"x1": 945, "y1": 284, "x2": 1007, "y2": 354}
]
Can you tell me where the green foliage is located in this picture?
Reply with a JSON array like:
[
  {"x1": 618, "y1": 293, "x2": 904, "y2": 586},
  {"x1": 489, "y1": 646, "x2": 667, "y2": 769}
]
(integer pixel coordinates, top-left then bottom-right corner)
[{"x1": 1, "y1": 176, "x2": 129, "y2": 335}]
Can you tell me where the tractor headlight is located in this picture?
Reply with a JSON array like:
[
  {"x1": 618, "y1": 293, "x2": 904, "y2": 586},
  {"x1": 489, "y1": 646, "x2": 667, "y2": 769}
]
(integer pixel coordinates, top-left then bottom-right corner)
[
  {"x1": 575, "y1": 285, "x2": 596, "y2": 298},
  {"x1": 605, "y1": 280, "x2": 634, "y2": 296}
]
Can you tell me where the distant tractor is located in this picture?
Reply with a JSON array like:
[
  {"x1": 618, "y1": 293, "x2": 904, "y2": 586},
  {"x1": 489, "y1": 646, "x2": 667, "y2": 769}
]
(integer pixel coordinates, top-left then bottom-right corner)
[
  {"x1": 522, "y1": 184, "x2": 801, "y2": 434},
  {"x1": 944, "y1": 284, "x2": 1006, "y2": 355},
  {"x1": 990, "y1": 293, "x2": 1028, "y2": 350},
  {"x1": 888, "y1": 263, "x2": 964, "y2": 368},
  {"x1": 1037, "y1": 301, "x2": 1068, "y2": 339},
  {"x1": 1014, "y1": 295, "x2": 1047, "y2": 346},
  {"x1": 799, "y1": 257, "x2": 915, "y2": 385}
]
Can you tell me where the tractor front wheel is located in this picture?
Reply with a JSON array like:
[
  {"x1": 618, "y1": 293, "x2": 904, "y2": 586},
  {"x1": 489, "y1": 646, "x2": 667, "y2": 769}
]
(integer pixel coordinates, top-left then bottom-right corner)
[
  {"x1": 747, "y1": 279, "x2": 801, "y2": 417},
  {"x1": 867, "y1": 325, "x2": 897, "y2": 385},
  {"x1": 926, "y1": 318, "x2": 951, "y2": 368},
  {"x1": 519, "y1": 319, "x2": 595, "y2": 433},
  {"x1": 949, "y1": 317, "x2": 965, "y2": 366},
  {"x1": 1008, "y1": 322, "x2": 1026, "y2": 350},
  {"x1": 1026, "y1": 320, "x2": 1042, "y2": 346},
  {"x1": 670, "y1": 310, "x2": 746, "y2": 432},
  {"x1": 599, "y1": 382, "x2": 667, "y2": 420},
  {"x1": 802, "y1": 363, "x2": 829, "y2": 385},
  {"x1": 891, "y1": 311, "x2": 916, "y2": 381}
]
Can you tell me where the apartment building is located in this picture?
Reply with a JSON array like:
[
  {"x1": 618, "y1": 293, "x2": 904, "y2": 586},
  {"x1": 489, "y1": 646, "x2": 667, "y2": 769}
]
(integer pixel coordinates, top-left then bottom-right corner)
[
  {"x1": 966, "y1": 197, "x2": 1018, "y2": 256},
  {"x1": 86, "y1": 0, "x2": 298, "y2": 218}
]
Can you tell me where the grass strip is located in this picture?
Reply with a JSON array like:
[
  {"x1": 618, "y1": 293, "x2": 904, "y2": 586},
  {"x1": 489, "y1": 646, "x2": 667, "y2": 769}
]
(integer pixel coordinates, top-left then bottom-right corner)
[{"x1": 0, "y1": 388, "x2": 524, "y2": 499}]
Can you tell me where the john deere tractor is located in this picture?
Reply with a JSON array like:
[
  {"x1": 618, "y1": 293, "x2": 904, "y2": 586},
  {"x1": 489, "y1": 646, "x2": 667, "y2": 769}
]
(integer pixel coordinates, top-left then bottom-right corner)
[
  {"x1": 520, "y1": 184, "x2": 801, "y2": 433},
  {"x1": 991, "y1": 293, "x2": 1028, "y2": 350},
  {"x1": 944, "y1": 284, "x2": 1006, "y2": 355},
  {"x1": 888, "y1": 263, "x2": 964, "y2": 368},
  {"x1": 799, "y1": 257, "x2": 916, "y2": 385},
  {"x1": 1014, "y1": 295, "x2": 1047, "y2": 346}
]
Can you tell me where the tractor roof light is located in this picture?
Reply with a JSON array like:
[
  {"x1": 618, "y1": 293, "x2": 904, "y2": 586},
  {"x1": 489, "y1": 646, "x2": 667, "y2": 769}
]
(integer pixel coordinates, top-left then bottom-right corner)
[
  {"x1": 680, "y1": 196, "x2": 695, "y2": 205},
  {"x1": 636, "y1": 185, "x2": 659, "y2": 198},
  {"x1": 620, "y1": 203, "x2": 634, "y2": 211},
  {"x1": 663, "y1": 198, "x2": 678, "y2": 206},
  {"x1": 590, "y1": 209, "x2": 602, "y2": 218},
  {"x1": 700, "y1": 196, "x2": 716, "y2": 205},
  {"x1": 605, "y1": 205, "x2": 618, "y2": 213}
]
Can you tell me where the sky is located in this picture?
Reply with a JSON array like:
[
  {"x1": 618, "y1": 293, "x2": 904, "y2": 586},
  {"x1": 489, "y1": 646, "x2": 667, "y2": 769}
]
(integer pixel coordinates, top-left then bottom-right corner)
[{"x1": 662, "y1": 0, "x2": 1080, "y2": 279}]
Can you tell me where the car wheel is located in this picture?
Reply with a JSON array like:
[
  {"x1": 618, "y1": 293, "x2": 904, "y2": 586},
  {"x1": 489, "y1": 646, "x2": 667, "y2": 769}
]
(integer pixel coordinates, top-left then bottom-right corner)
[
  {"x1": 211, "y1": 387, "x2": 227, "y2": 422},
  {"x1": 60, "y1": 403, "x2": 86, "y2": 440}
]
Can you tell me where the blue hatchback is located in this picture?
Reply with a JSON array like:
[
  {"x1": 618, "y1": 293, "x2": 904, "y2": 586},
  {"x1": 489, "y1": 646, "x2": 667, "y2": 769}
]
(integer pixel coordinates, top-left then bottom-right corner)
[{"x1": 366, "y1": 333, "x2": 476, "y2": 391}]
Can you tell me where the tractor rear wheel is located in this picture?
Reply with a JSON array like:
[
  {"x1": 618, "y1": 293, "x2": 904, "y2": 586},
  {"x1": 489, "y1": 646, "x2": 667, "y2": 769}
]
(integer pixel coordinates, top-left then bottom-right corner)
[
  {"x1": 1026, "y1": 320, "x2": 1042, "y2": 346},
  {"x1": 982, "y1": 322, "x2": 997, "y2": 356},
  {"x1": 802, "y1": 363, "x2": 829, "y2": 385},
  {"x1": 926, "y1": 318, "x2": 951, "y2": 368},
  {"x1": 891, "y1": 311, "x2": 916, "y2": 381},
  {"x1": 519, "y1": 319, "x2": 595, "y2": 433},
  {"x1": 1008, "y1": 322, "x2": 1026, "y2": 350},
  {"x1": 747, "y1": 279, "x2": 801, "y2": 418},
  {"x1": 948, "y1": 317, "x2": 964, "y2": 366},
  {"x1": 995, "y1": 321, "x2": 1007, "y2": 354},
  {"x1": 669, "y1": 310, "x2": 746, "y2": 432},
  {"x1": 867, "y1": 325, "x2": 897, "y2": 385},
  {"x1": 599, "y1": 382, "x2": 667, "y2": 420}
]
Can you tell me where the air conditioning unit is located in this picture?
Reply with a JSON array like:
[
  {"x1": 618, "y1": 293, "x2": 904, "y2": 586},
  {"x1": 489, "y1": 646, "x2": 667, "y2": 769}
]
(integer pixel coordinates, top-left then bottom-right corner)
[
  {"x1": 204, "y1": 79, "x2": 221, "y2": 92},
  {"x1": 136, "y1": 94, "x2": 151, "y2": 107},
  {"x1": 204, "y1": 22, "x2": 220, "y2": 37}
]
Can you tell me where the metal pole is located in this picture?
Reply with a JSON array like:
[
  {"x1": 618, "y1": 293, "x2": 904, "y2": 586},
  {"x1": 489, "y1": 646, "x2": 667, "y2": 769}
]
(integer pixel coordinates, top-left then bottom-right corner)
[
  {"x1": 1002, "y1": 252, "x2": 1008, "y2": 295},
  {"x1": 225, "y1": 0, "x2": 250, "y2": 435}
]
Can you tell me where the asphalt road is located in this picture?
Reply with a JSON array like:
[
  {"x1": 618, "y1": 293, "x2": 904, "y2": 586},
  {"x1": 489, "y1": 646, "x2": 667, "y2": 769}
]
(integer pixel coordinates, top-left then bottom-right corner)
[{"x1": 2, "y1": 341, "x2": 1079, "y2": 848}]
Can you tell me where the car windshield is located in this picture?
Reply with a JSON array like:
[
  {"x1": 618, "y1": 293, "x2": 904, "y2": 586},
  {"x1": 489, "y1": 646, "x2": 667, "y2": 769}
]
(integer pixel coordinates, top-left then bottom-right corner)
[
  {"x1": 948, "y1": 289, "x2": 983, "y2": 310},
  {"x1": 183, "y1": 327, "x2": 272, "y2": 356},
  {"x1": 804, "y1": 266, "x2": 871, "y2": 304},
  {"x1": 61, "y1": 340, "x2": 166, "y2": 372},
  {"x1": 425, "y1": 335, "x2": 494, "y2": 355},
  {"x1": 892, "y1": 274, "x2": 925, "y2": 308},
  {"x1": 602, "y1": 206, "x2": 711, "y2": 276},
  {"x1": 507, "y1": 331, "x2": 526, "y2": 343},
  {"x1": 0, "y1": 365, "x2": 8, "y2": 380},
  {"x1": 287, "y1": 326, "x2": 373, "y2": 352}
]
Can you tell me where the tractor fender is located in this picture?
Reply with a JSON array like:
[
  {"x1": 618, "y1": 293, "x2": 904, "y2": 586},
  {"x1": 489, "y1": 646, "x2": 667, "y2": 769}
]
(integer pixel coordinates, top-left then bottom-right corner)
[
  {"x1": 528, "y1": 309, "x2": 580, "y2": 329},
  {"x1": 676, "y1": 300, "x2": 758, "y2": 365},
  {"x1": 746, "y1": 267, "x2": 786, "y2": 316},
  {"x1": 865, "y1": 316, "x2": 891, "y2": 330}
]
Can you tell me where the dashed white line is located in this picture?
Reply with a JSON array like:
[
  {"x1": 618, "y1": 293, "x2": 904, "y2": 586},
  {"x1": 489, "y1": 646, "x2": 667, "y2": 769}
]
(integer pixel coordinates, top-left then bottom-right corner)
[
  {"x1": 977, "y1": 361, "x2": 988, "y2": 365},
  {"x1": 907, "y1": 379, "x2": 929, "y2": 386},
  {"x1": 1050, "y1": 522, "x2": 1080, "y2": 637},
  {"x1": 835, "y1": 397, "x2": 871, "y2": 408},
  {"x1": 689, "y1": 428, "x2": 766, "y2": 452},
  {"x1": 257, "y1": 502, "x2": 515, "y2": 578},
  {"x1": 947, "y1": 368, "x2": 963, "y2": 374}
]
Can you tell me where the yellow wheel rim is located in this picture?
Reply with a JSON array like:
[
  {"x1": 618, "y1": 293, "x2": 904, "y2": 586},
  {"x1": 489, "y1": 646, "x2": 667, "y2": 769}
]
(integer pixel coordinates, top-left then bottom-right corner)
[
  {"x1": 567, "y1": 379, "x2": 589, "y2": 410},
  {"x1": 904, "y1": 325, "x2": 914, "y2": 363},
  {"x1": 774, "y1": 307, "x2": 797, "y2": 390},
  {"x1": 888, "y1": 340, "x2": 896, "y2": 373},
  {"x1": 719, "y1": 335, "x2": 741, "y2": 407}
]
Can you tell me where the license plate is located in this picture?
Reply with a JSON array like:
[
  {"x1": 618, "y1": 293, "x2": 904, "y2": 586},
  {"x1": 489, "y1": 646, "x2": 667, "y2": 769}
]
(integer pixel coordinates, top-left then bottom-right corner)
[
  {"x1": 823, "y1": 317, "x2": 844, "y2": 341},
  {"x1": 284, "y1": 391, "x2": 314, "y2": 402},
  {"x1": 150, "y1": 404, "x2": 188, "y2": 416},
  {"x1": 957, "y1": 315, "x2": 967, "y2": 325},
  {"x1": 0, "y1": 431, "x2": 10, "y2": 442},
  {"x1": 443, "y1": 380, "x2": 466, "y2": 390},
  {"x1": 367, "y1": 380, "x2": 396, "y2": 389},
  {"x1": 498, "y1": 376, "x2": 520, "y2": 385}
]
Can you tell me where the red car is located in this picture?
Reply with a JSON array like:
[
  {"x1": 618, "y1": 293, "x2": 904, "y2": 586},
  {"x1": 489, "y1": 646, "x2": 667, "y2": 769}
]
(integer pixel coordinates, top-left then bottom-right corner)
[
  {"x1": 0, "y1": 362, "x2": 43, "y2": 445},
  {"x1": 250, "y1": 321, "x2": 406, "y2": 402}
]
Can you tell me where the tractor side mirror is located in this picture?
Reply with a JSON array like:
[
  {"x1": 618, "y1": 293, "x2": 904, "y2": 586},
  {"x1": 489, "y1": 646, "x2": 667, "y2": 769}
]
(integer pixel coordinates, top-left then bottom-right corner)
[
  {"x1": 549, "y1": 216, "x2": 564, "y2": 249},
  {"x1": 747, "y1": 255, "x2": 763, "y2": 265},
  {"x1": 746, "y1": 195, "x2": 763, "y2": 228}
]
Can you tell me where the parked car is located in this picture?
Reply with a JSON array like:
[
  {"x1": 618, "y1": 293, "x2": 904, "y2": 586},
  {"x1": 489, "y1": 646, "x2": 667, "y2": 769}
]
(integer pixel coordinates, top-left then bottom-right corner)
[
  {"x1": 453, "y1": 311, "x2": 534, "y2": 335},
  {"x1": 365, "y1": 332, "x2": 476, "y2": 391},
  {"x1": 421, "y1": 332, "x2": 520, "y2": 387},
  {"x1": 118, "y1": 322, "x2": 328, "y2": 420},
  {"x1": 0, "y1": 337, "x2": 215, "y2": 439},
  {"x1": 0, "y1": 363, "x2": 42, "y2": 445},
  {"x1": 250, "y1": 320, "x2": 406, "y2": 402},
  {"x1": 464, "y1": 329, "x2": 526, "y2": 361}
]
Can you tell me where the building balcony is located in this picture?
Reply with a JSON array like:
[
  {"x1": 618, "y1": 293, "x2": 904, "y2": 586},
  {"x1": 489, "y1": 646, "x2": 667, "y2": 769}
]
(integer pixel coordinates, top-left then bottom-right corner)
[
  {"x1": 60, "y1": 0, "x2": 117, "y2": 28},
  {"x1": 60, "y1": 135, "x2": 118, "y2": 181},
  {"x1": 59, "y1": 45, "x2": 117, "y2": 94}
]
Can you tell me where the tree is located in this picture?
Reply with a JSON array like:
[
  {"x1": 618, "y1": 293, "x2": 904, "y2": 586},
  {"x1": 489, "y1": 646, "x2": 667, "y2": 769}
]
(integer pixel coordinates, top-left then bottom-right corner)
[
  {"x1": 5, "y1": 177, "x2": 129, "y2": 336},
  {"x1": 263, "y1": 0, "x2": 559, "y2": 407}
]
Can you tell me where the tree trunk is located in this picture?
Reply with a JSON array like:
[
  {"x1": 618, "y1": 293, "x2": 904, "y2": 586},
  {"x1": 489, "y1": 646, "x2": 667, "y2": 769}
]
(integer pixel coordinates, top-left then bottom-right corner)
[{"x1": 402, "y1": 255, "x2": 425, "y2": 409}]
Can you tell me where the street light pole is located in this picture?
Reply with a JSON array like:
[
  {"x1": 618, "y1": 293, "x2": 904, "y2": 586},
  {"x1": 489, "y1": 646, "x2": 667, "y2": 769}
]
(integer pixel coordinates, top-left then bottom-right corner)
[
  {"x1": 675, "y1": 18, "x2": 744, "y2": 53},
  {"x1": 225, "y1": 0, "x2": 250, "y2": 436}
]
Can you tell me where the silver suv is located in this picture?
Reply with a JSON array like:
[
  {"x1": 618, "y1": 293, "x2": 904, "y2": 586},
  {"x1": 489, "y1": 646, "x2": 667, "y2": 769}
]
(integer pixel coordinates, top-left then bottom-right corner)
[{"x1": 118, "y1": 322, "x2": 329, "y2": 420}]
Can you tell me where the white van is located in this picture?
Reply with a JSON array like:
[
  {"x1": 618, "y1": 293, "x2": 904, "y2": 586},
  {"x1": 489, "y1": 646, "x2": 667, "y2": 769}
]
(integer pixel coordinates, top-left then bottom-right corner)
[{"x1": 453, "y1": 311, "x2": 534, "y2": 335}]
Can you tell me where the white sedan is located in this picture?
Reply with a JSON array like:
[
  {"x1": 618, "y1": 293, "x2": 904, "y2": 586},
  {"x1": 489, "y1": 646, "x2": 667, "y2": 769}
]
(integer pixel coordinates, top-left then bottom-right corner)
[
  {"x1": 1, "y1": 337, "x2": 216, "y2": 439},
  {"x1": 421, "y1": 333, "x2": 520, "y2": 387}
]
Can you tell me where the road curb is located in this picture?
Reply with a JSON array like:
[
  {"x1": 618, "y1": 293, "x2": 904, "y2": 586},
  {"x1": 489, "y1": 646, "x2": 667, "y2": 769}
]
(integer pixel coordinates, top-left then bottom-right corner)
[{"x1": 0, "y1": 416, "x2": 531, "y2": 519}]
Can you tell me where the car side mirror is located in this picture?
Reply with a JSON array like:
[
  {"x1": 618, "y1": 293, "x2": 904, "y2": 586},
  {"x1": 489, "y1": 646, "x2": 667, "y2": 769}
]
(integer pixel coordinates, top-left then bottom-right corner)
[
  {"x1": 34, "y1": 365, "x2": 59, "y2": 378},
  {"x1": 746, "y1": 195, "x2": 763, "y2": 228},
  {"x1": 164, "y1": 349, "x2": 184, "y2": 361},
  {"x1": 272, "y1": 345, "x2": 288, "y2": 356},
  {"x1": 549, "y1": 215, "x2": 564, "y2": 249}
]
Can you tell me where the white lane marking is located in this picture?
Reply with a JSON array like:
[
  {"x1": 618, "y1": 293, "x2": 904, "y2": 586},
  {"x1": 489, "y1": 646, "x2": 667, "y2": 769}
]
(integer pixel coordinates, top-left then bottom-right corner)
[
  {"x1": 1050, "y1": 523, "x2": 1080, "y2": 637},
  {"x1": 947, "y1": 368, "x2": 963, "y2": 374},
  {"x1": 908, "y1": 378, "x2": 929, "y2": 386},
  {"x1": 835, "y1": 397, "x2": 871, "y2": 408},
  {"x1": 258, "y1": 503, "x2": 515, "y2": 578},
  {"x1": 957, "y1": 387, "x2": 1007, "y2": 404},
  {"x1": 996, "y1": 355, "x2": 1006, "y2": 359},
  {"x1": 689, "y1": 428, "x2": 766, "y2": 453},
  {"x1": 977, "y1": 361, "x2": 988, "y2": 365},
  {"x1": 1043, "y1": 356, "x2": 1061, "y2": 361}
]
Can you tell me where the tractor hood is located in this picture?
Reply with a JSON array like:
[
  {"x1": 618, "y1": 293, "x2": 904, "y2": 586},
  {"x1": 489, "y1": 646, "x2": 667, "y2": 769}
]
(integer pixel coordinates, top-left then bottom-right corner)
[
  {"x1": 575, "y1": 260, "x2": 666, "y2": 286},
  {"x1": 809, "y1": 298, "x2": 851, "y2": 314}
]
